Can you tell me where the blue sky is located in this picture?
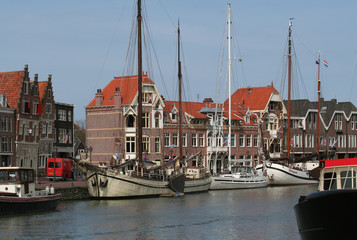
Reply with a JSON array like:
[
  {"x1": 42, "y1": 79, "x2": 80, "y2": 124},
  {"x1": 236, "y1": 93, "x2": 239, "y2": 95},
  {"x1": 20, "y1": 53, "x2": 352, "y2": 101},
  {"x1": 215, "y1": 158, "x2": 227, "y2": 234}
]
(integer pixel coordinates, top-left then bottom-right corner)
[{"x1": 1, "y1": 1, "x2": 357, "y2": 121}]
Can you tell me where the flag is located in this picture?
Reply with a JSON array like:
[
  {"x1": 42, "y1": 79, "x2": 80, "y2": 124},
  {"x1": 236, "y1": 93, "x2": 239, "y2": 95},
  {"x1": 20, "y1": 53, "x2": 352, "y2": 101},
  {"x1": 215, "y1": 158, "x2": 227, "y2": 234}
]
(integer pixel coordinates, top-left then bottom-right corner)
[
  {"x1": 65, "y1": 135, "x2": 69, "y2": 142},
  {"x1": 277, "y1": 125, "x2": 282, "y2": 132},
  {"x1": 323, "y1": 60, "x2": 328, "y2": 67},
  {"x1": 323, "y1": 138, "x2": 327, "y2": 146},
  {"x1": 315, "y1": 60, "x2": 320, "y2": 65},
  {"x1": 290, "y1": 137, "x2": 294, "y2": 146},
  {"x1": 175, "y1": 160, "x2": 180, "y2": 167},
  {"x1": 331, "y1": 139, "x2": 338, "y2": 147},
  {"x1": 223, "y1": 138, "x2": 228, "y2": 146}
]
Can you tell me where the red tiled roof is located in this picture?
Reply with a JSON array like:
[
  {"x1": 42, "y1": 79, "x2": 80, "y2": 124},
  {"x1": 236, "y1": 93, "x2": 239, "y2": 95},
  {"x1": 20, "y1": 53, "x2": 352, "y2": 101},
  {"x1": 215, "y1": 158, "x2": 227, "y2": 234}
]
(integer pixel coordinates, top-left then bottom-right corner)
[
  {"x1": 87, "y1": 73, "x2": 154, "y2": 107},
  {"x1": 38, "y1": 81, "x2": 48, "y2": 101},
  {"x1": 164, "y1": 101, "x2": 218, "y2": 119},
  {"x1": 225, "y1": 85, "x2": 278, "y2": 111},
  {"x1": 0, "y1": 70, "x2": 24, "y2": 109}
]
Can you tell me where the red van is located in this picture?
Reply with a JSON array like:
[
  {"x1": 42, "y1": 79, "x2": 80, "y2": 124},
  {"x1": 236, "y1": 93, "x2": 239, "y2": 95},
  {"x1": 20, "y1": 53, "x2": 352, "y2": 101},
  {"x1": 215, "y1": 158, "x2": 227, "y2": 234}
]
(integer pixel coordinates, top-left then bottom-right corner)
[{"x1": 46, "y1": 158, "x2": 73, "y2": 180}]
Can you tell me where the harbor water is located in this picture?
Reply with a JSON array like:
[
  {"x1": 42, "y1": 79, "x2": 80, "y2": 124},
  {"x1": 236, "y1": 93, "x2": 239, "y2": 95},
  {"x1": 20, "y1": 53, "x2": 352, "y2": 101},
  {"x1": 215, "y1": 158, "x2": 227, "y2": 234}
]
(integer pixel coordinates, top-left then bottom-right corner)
[{"x1": 0, "y1": 185, "x2": 317, "y2": 240}]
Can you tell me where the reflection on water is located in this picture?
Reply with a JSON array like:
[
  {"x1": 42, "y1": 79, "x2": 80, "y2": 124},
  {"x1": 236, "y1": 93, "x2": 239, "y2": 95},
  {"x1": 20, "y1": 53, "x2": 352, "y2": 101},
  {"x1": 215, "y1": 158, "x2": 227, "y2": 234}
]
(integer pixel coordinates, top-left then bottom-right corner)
[{"x1": 0, "y1": 185, "x2": 317, "y2": 240}]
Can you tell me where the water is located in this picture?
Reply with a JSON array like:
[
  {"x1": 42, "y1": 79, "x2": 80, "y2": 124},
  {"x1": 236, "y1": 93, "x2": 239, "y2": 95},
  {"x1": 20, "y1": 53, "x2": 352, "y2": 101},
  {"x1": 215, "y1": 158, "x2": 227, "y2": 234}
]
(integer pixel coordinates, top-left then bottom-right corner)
[{"x1": 0, "y1": 185, "x2": 317, "y2": 240}]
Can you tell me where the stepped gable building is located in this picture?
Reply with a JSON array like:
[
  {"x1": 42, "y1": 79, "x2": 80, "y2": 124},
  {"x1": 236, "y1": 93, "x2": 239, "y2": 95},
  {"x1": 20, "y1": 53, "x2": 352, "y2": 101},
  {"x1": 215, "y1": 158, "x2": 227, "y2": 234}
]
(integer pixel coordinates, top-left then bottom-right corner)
[
  {"x1": 0, "y1": 65, "x2": 41, "y2": 168},
  {"x1": 86, "y1": 73, "x2": 165, "y2": 168},
  {"x1": 285, "y1": 98, "x2": 357, "y2": 159},
  {"x1": 37, "y1": 76, "x2": 56, "y2": 172},
  {"x1": 0, "y1": 94, "x2": 16, "y2": 166}
]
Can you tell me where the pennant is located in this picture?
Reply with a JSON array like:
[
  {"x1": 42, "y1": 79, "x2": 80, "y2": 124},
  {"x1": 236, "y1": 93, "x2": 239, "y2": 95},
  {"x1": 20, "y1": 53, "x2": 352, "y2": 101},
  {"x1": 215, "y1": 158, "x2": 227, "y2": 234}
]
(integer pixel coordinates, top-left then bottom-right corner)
[{"x1": 315, "y1": 60, "x2": 320, "y2": 65}]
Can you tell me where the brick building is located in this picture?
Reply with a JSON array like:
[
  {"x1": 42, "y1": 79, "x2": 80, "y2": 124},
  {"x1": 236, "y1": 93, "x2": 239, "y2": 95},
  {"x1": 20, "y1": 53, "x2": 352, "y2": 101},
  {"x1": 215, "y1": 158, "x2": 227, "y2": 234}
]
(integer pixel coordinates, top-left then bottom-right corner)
[
  {"x1": 285, "y1": 98, "x2": 357, "y2": 159},
  {"x1": 86, "y1": 74, "x2": 165, "y2": 167},
  {"x1": 0, "y1": 65, "x2": 74, "y2": 171},
  {"x1": 86, "y1": 74, "x2": 286, "y2": 173},
  {"x1": 0, "y1": 94, "x2": 16, "y2": 166}
]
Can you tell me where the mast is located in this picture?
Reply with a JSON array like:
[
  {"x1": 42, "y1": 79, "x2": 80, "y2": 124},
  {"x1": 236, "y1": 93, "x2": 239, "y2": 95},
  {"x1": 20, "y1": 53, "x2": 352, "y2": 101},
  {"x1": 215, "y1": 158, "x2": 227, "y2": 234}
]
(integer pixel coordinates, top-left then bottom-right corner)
[
  {"x1": 228, "y1": 2, "x2": 232, "y2": 172},
  {"x1": 317, "y1": 51, "x2": 321, "y2": 159},
  {"x1": 287, "y1": 19, "x2": 292, "y2": 157},
  {"x1": 137, "y1": 0, "x2": 143, "y2": 166},
  {"x1": 178, "y1": 22, "x2": 183, "y2": 165}
]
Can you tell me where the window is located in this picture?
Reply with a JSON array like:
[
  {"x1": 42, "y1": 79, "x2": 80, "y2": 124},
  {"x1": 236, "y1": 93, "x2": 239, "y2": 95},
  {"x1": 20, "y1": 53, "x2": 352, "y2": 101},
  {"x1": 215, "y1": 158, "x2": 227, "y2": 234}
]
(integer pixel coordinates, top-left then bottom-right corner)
[
  {"x1": 247, "y1": 134, "x2": 252, "y2": 147},
  {"x1": 164, "y1": 133, "x2": 170, "y2": 147},
  {"x1": 23, "y1": 81, "x2": 29, "y2": 95},
  {"x1": 2, "y1": 137, "x2": 8, "y2": 152},
  {"x1": 352, "y1": 115, "x2": 355, "y2": 130},
  {"x1": 266, "y1": 114, "x2": 278, "y2": 131},
  {"x1": 182, "y1": 133, "x2": 187, "y2": 147},
  {"x1": 23, "y1": 101, "x2": 30, "y2": 113},
  {"x1": 46, "y1": 103, "x2": 52, "y2": 114},
  {"x1": 142, "y1": 113, "x2": 150, "y2": 128},
  {"x1": 231, "y1": 134, "x2": 236, "y2": 147},
  {"x1": 171, "y1": 112, "x2": 177, "y2": 121},
  {"x1": 126, "y1": 115, "x2": 135, "y2": 128},
  {"x1": 1, "y1": 116, "x2": 6, "y2": 131},
  {"x1": 341, "y1": 170, "x2": 356, "y2": 189},
  {"x1": 155, "y1": 113, "x2": 160, "y2": 128},
  {"x1": 59, "y1": 129, "x2": 67, "y2": 143},
  {"x1": 192, "y1": 133, "x2": 197, "y2": 147},
  {"x1": 143, "y1": 92, "x2": 152, "y2": 103},
  {"x1": 173, "y1": 133, "x2": 178, "y2": 147},
  {"x1": 239, "y1": 134, "x2": 245, "y2": 147},
  {"x1": 199, "y1": 133, "x2": 205, "y2": 147},
  {"x1": 155, "y1": 137, "x2": 160, "y2": 153},
  {"x1": 254, "y1": 134, "x2": 258, "y2": 147},
  {"x1": 58, "y1": 110, "x2": 66, "y2": 121},
  {"x1": 142, "y1": 137, "x2": 149, "y2": 153},
  {"x1": 126, "y1": 137, "x2": 135, "y2": 153},
  {"x1": 68, "y1": 111, "x2": 72, "y2": 122}
]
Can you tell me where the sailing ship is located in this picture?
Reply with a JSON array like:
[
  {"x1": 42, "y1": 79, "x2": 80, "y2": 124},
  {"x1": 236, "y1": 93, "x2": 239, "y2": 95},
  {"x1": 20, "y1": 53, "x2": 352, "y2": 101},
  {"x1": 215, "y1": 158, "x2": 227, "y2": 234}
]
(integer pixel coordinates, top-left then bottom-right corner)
[
  {"x1": 176, "y1": 24, "x2": 212, "y2": 193},
  {"x1": 294, "y1": 158, "x2": 357, "y2": 239},
  {"x1": 210, "y1": 2, "x2": 268, "y2": 190},
  {"x1": 86, "y1": 0, "x2": 184, "y2": 198},
  {"x1": 255, "y1": 20, "x2": 318, "y2": 186}
]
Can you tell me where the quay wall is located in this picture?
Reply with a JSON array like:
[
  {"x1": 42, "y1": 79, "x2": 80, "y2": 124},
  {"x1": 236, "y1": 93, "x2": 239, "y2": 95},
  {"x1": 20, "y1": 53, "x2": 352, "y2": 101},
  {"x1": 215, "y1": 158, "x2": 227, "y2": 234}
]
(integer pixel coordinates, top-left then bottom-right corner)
[{"x1": 55, "y1": 187, "x2": 90, "y2": 201}]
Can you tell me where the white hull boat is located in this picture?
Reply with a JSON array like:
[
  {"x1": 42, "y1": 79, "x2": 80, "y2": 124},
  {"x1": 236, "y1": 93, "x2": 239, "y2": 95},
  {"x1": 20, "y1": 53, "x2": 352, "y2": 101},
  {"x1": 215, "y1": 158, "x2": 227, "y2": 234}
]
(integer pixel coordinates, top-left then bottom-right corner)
[
  {"x1": 255, "y1": 162, "x2": 318, "y2": 186},
  {"x1": 210, "y1": 166, "x2": 268, "y2": 190},
  {"x1": 87, "y1": 169, "x2": 184, "y2": 198}
]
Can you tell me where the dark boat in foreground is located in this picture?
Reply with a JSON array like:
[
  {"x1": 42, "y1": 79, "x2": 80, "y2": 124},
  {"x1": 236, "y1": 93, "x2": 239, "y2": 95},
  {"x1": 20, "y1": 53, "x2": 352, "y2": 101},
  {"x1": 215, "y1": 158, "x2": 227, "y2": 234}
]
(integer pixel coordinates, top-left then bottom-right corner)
[
  {"x1": 294, "y1": 158, "x2": 357, "y2": 239},
  {"x1": 0, "y1": 167, "x2": 61, "y2": 215}
]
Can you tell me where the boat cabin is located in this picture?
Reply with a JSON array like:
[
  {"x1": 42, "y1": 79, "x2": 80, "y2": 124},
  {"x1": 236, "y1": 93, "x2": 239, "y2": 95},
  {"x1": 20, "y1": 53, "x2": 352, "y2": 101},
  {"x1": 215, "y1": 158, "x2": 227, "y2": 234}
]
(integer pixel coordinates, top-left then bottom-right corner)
[
  {"x1": 318, "y1": 158, "x2": 357, "y2": 191},
  {"x1": 0, "y1": 167, "x2": 37, "y2": 197}
]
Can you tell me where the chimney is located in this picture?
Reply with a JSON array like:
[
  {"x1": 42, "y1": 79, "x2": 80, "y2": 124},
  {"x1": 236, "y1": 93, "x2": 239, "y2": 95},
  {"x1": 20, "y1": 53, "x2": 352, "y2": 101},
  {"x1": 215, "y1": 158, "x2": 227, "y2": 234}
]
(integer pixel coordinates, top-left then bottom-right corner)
[
  {"x1": 331, "y1": 98, "x2": 337, "y2": 104},
  {"x1": 114, "y1": 87, "x2": 122, "y2": 109},
  {"x1": 203, "y1": 98, "x2": 213, "y2": 103},
  {"x1": 95, "y1": 89, "x2": 104, "y2": 106}
]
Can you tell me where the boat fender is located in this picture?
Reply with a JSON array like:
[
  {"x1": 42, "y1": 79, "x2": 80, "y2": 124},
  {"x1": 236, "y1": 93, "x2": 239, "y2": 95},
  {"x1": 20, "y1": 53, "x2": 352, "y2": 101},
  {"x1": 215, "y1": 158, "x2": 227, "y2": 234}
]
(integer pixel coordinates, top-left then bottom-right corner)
[{"x1": 100, "y1": 179, "x2": 108, "y2": 188}]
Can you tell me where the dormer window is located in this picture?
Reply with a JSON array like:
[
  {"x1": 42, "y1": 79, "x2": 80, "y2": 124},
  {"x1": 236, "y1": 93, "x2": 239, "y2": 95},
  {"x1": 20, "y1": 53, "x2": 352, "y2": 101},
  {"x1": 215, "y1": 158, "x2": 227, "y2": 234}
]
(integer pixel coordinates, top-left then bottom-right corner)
[{"x1": 172, "y1": 113, "x2": 176, "y2": 121}]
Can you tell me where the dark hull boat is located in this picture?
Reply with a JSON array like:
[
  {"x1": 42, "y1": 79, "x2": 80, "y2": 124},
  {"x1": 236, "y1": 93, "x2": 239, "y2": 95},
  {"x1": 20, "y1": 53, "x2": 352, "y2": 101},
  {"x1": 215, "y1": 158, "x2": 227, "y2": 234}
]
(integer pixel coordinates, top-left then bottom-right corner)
[
  {"x1": 0, "y1": 194, "x2": 62, "y2": 215},
  {"x1": 294, "y1": 158, "x2": 357, "y2": 239},
  {"x1": 0, "y1": 167, "x2": 62, "y2": 215}
]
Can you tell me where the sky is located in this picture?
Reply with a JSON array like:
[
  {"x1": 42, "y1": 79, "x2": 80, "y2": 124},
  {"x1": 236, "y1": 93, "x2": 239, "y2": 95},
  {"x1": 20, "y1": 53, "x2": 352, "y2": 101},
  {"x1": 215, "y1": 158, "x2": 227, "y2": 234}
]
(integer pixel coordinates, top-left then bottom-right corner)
[{"x1": 1, "y1": 0, "x2": 357, "y2": 121}]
